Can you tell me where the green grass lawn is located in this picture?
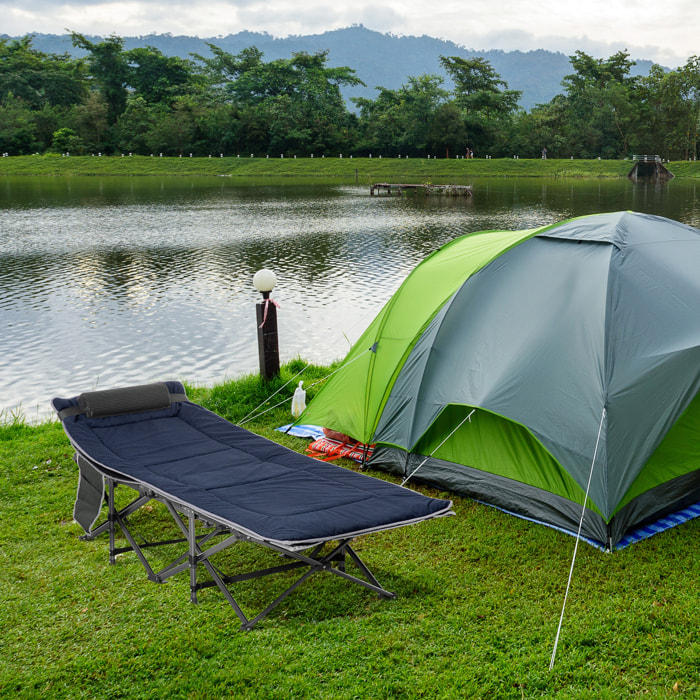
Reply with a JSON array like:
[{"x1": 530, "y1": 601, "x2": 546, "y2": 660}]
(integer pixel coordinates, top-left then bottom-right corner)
[
  {"x1": 1, "y1": 365, "x2": 698, "y2": 699},
  {"x1": 5, "y1": 154, "x2": 699, "y2": 180}
]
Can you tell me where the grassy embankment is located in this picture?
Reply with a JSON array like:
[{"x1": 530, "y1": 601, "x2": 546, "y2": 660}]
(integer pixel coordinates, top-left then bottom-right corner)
[
  {"x1": 2, "y1": 154, "x2": 698, "y2": 696},
  {"x1": 2, "y1": 153, "x2": 699, "y2": 179},
  {"x1": 1, "y1": 361, "x2": 698, "y2": 699}
]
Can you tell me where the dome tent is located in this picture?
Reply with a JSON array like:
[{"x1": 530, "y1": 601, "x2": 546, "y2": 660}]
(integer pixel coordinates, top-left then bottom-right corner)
[{"x1": 299, "y1": 212, "x2": 700, "y2": 550}]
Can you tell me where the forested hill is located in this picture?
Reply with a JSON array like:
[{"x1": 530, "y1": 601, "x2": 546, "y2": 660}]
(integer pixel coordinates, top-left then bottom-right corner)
[{"x1": 3, "y1": 26, "x2": 656, "y2": 111}]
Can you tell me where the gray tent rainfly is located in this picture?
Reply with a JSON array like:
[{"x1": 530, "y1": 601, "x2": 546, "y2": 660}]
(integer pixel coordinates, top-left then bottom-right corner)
[{"x1": 299, "y1": 211, "x2": 700, "y2": 550}]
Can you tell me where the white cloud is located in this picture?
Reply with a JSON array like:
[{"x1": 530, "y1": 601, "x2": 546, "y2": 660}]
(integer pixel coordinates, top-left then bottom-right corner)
[{"x1": 1, "y1": 0, "x2": 697, "y2": 67}]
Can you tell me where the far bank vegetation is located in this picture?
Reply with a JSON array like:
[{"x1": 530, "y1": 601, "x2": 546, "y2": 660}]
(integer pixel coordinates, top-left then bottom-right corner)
[{"x1": 1, "y1": 34, "x2": 699, "y2": 162}]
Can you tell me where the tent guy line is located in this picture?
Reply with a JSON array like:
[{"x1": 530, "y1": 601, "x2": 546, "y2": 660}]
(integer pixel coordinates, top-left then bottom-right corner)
[
  {"x1": 401, "y1": 409, "x2": 476, "y2": 487},
  {"x1": 549, "y1": 406, "x2": 607, "y2": 670}
]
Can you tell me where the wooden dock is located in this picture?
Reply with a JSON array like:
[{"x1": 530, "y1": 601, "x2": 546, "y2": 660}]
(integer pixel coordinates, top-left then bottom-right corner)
[{"x1": 370, "y1": 183, "x2": 473, "y2": 197}]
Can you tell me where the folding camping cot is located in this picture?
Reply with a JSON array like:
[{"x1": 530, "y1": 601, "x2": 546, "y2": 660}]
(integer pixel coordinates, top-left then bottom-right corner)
[{"x1": 52, "y1": 381, "x2": 453, "y2": 630}]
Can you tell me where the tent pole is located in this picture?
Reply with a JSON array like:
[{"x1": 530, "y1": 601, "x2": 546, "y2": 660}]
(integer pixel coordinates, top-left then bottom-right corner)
[{"x1": 549, "y1": 406, "x2": 607, "y2": 671}]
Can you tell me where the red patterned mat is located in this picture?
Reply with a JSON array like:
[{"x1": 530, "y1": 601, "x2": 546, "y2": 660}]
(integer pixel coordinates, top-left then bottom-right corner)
[{"x1": 306, "y1": 436, "x2": 374, "y2": 464}]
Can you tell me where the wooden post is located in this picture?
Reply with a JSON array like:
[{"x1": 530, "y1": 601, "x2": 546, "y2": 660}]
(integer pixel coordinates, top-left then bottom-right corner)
[{"x1": 256, "y1": 292, "x2": 280, "y2": 380}]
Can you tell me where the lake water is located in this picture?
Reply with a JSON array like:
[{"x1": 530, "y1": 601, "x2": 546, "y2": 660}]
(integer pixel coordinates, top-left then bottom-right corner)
[{"x1": 1, "y1": 175, "x2": 699, "y2": 420}]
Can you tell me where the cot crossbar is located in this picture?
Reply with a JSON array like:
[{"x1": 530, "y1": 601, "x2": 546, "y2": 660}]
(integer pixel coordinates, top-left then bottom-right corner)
[{"x1": 98, "y1": 476, "x2": 396, "y2": 630}]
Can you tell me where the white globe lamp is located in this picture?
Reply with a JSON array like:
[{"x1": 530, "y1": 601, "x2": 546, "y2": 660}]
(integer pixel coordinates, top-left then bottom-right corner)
[
  {"x1": 254, "y1": 269, "x2": 280, "y2": 379},
  {"x1": 253, "y1": 269, "x2": 277, "y2": 298}
]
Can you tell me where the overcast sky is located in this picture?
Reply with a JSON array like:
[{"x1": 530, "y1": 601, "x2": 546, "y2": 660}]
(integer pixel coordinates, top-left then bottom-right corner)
[{"x1": 3, "y1": 0, "x2": 698, "y2": 68}]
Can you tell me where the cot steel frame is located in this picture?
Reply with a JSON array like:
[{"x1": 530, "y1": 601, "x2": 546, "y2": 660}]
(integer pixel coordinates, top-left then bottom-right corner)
[{"x1": 83, "y1": 471, "x2": 397, "y2": 631}]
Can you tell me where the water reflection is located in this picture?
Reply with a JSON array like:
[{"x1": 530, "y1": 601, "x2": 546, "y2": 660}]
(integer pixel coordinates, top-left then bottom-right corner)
[{"x1": 1, "y1": 175, "x2": 698, "y2": 419}]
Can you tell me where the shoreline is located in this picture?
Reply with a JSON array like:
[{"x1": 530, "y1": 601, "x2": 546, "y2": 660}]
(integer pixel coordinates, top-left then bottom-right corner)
[{"x1": 2, "y1": 154, "x2": 699, "y2": 179}]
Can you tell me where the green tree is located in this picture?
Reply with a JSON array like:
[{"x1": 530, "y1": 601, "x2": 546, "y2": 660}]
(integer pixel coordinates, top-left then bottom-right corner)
[
  {"x1": 238, "y1": 104, "x2": 271, "y2": 154},
  {"x1": 354, "y1": 75, "x2": 448, "y2": 155},
  {"x1": 194, "y1": 47, "x2": 363, "y2": 154},
  {"x1": 662, "y1": 57, "x2": 700, "y2": 160},
  {"x1": 425, "y1": 103, "x2": 468, "y2": 158},
  {"x1": 0, "y1": 36, "x2": 86, "y2": 109},
  {"x1": 398, "y1": 75, "x2": 450, "y2": 154},
  {"x1": 144, "y1": 96, "x2": 201, "y2": 155},
  {"x1": 70, "y1": 33, "x2": 129, "y2": 125},
  {"x1": 195, "y1": 102, "x2": 242, "y2": 155},
  {"x1": 0, "y1": 95, "x2": 38, "y2": 153},
  {"x1": 115, "y1": 95, "x2": 156, "y2": 153},
  {"x1": 512, "y1": 95, "x2": 568, "y2": 158},
  {"x1": 559, "y1": 50, "x2": 638, "y2": 158},
  {"x1": 125, "y1": 46, "x2": 196, "y2": 104},
  {"x1": 193, "y1": 45, "x2": 265, "y2": 97},
  {"x1": 32, "y1": 103, "x2": 69, "y2": 152},
  {"x1": 71, "y1": 92, "x2": 110, "y2": 152},
  {"x1": 50, "y1": 127, "x2": 84, "y2": 154},
  {"x1": 354, "y1": 87, "x2": 403, "y2": 154},
  {"x1": 634, "y1": 64, "x2": 673, "y2": 157},
  {"x1": 439, "y1": 56, "x2": 521, "y2": 155}
]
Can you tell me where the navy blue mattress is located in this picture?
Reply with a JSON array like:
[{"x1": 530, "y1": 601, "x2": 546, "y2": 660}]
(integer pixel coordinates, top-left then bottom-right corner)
[{"x1": 53, "y1": 382, "x2": 452, "y2": 547}]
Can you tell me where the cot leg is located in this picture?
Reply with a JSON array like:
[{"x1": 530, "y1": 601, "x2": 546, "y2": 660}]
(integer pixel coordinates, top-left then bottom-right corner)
[
  {"x1": 345, "y1": 544, "x2": 390, "y2": 596},
  {"x1": 188, "y1": 510, "x2": 197, "y2": 604},
  {"x1": 200, "y1": 559, "x2": 251, "y2": 628},
  {"x1": 108, "y1": 479, "x2": 116, "y2": 565},
  {"x1": 239, "y1": 568, "x2": 318, "y2": 631}
]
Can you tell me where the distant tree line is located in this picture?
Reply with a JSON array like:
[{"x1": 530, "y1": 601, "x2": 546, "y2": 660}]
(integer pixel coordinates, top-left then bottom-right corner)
[{"x1": 1, "y1": 34, "x2": 698, "y2": 160}]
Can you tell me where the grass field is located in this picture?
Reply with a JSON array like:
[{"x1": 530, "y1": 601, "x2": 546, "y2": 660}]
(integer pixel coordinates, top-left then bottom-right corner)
[
  {"x1": 4, "y1": 154, "x2": 700, "y2": 180},
  {"x1": 1, "y1": 364, "x2": 698, "y2": 699}
]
